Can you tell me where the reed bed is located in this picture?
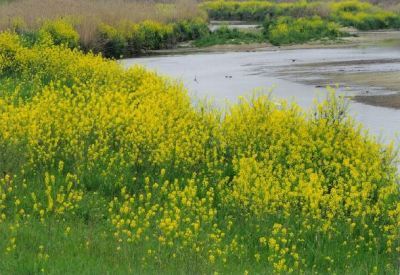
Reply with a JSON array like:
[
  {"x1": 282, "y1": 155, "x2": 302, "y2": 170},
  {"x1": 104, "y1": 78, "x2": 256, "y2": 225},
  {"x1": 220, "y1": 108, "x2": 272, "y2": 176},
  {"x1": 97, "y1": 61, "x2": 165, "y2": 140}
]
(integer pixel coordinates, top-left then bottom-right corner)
[{"x1": 0, "y1": 0, "x2": 203, "y2": 48}]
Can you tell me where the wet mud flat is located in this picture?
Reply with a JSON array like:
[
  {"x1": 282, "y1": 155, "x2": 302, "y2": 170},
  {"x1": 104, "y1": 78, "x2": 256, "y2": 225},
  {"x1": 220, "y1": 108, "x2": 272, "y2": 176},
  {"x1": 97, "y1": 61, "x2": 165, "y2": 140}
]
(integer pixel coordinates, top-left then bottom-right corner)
[
  {"x1": 277, "y1": 61, "x2": 400, "y2": 109},
  {"x1": 353, "y1": 93, "x2": 400, "y2": 109},
  {"x1": 329, "y1": 72, "x2": 400, "y2": 109},
  {"x1": 282, "y1": 69, "x2": 400, "y2": 110},
  {"x1": 271, "y1": 35, "x2": 400, "y2": 110}
]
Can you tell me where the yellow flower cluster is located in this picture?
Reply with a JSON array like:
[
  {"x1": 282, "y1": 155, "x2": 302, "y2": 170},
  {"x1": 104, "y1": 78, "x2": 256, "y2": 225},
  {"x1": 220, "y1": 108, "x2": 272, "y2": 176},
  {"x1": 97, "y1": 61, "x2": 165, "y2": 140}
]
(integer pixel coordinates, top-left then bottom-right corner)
[
  {"x1": 38, "y1": 19, "x2": 80, "y2": 48},
  {"x1": 0, "y1": 32, "x2": 398, "y2": 273},
  {"x1": 109, "y1": 173, "x2": 229, "y2": 266}
]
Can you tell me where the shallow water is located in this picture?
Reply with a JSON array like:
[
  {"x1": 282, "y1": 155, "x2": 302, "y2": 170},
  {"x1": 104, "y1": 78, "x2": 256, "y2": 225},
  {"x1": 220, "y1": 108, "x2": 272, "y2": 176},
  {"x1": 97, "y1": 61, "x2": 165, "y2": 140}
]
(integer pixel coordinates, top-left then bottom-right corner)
[{"x1": 122, "y1": 40, "x2": 400, "y2": 143}]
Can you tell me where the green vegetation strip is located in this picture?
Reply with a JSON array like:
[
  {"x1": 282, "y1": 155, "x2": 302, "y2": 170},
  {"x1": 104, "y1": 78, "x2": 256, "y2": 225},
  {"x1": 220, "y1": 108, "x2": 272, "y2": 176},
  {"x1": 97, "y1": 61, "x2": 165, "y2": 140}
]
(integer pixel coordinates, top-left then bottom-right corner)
[
  {"x1": 14, "y1": 18, "x2": 210, "y2": 58},
  {"x1": 265, "y1": 16, "x2": 345, "y2": 45},
  {"x1": 201, "y1": 0, "x2": 400, "y2": 31}
]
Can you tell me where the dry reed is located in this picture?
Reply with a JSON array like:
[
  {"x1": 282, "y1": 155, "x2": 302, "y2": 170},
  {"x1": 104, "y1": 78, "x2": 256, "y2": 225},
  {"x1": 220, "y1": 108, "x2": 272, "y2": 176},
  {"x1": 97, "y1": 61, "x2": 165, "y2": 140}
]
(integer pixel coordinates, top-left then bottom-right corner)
[{"x1": 0, "y1": 0, "x2": 203, "y2": 47}]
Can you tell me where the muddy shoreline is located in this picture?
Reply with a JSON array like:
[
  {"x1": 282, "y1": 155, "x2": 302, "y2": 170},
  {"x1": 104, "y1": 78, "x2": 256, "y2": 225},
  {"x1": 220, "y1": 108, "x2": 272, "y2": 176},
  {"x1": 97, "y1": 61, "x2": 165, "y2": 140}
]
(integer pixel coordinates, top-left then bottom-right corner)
[
  {"x1": 333, "y1": 72, "x2": 400, "y2": 109},
  {"x1": 145, "y1": 30, "x2": 400, "y2": 56}
]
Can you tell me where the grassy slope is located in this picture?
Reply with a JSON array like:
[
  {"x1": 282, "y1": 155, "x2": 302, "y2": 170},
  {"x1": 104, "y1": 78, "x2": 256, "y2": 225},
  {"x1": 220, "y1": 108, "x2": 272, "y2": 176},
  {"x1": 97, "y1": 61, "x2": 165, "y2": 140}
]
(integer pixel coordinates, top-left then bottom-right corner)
[{"x1": 0, "y1": 6, "x2": 399, "y2": 275}]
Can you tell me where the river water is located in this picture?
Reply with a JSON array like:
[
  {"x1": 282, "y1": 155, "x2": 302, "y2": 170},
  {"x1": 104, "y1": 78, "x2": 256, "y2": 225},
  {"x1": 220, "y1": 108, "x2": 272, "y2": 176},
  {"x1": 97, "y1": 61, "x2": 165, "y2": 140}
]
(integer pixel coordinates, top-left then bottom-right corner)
[{"x1": 122, "y1": 41, "x2": 400, "y2": 144}]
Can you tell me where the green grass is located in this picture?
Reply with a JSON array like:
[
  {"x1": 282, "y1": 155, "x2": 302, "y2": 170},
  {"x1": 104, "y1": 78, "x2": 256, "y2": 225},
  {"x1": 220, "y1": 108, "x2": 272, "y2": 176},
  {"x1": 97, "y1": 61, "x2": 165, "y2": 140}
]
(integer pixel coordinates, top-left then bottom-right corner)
[
  {"x1": 0, "y1": 222, "x2": 392, "y2": 274},
  {"x1": 1, "y1": 207, "x2": 397, "y2": 274}
]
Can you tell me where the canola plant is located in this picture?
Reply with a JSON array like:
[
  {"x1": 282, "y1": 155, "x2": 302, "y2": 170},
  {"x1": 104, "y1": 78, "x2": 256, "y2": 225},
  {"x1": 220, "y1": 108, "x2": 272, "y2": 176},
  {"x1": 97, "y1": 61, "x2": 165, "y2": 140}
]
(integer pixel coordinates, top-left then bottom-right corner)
[{"x1": 0, "y1": 31, "x2": 399, "y2": 273}]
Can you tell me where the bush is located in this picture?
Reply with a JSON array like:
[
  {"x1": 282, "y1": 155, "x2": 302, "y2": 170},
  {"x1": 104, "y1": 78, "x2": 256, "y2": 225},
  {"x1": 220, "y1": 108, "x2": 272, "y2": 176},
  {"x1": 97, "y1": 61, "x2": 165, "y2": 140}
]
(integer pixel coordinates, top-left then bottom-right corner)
[
  {"x1": 266, "y1": 16, "x2": 343, "y2": 45},
  {"x1": 136, "y1": 20, "x2": 175, "y2": 51},
  {"x1": 173, "y1": 18, "x2": 210, "y2": 41},
  {"x1": 0, "y1": 31, "x2": 23, "y2": 75},
  {"x1": 97, "y1": 19, "x2": 209, "y2": 58},
  {"x1": 194, "y1": 25, "x2": 264, "y2": 47},
  {"x1": 202, "y1": 0, "x2": 400, "y2": 31},
  {"x1": 0, "y1": 140, "x2": 27, "y2": 177},
  {"x1": 201, "y1": 1, "x2": 277, "y2": 21},
  {"x1": 97, "y1": 21, "x2": 175, "y2": 58},
  {"x1": 330, "y1": 0, "x2": 400, "y2": 30},
  {"x1": 333, "y1": 10, "x2": 400, "y2": 30},
  {"x1": 330, "y1": 0, "x2": 373, "y2": 13},
  {"x1": 38, "y1": 19, "x2": 79, "y2": 48},
  {"x1": 97, "y1": 23, "x2": 127, "y2": 58},
  {"x1": 201, "y1": 1, "x2": 326, "y2": 21}
]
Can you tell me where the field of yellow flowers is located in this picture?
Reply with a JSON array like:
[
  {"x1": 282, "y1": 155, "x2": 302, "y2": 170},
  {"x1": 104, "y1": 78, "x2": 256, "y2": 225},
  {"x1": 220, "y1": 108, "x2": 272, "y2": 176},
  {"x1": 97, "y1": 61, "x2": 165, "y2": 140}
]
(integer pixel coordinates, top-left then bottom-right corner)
[{"x1": 0, "y1": 31, "x2": 399, "y2": 274}]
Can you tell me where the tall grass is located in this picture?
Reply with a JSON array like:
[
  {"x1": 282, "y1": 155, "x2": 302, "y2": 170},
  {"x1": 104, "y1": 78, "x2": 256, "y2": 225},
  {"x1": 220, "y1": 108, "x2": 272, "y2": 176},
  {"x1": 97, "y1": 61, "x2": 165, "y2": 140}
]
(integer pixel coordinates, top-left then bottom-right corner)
[{"x1": 0, "y1": 0, "x2": 210, "y2": 57}]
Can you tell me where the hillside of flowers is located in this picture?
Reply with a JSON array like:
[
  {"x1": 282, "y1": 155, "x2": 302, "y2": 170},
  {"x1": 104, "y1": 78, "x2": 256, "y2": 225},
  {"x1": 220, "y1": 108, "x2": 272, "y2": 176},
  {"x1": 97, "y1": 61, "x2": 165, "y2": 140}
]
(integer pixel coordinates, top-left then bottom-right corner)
[{"x1": 0, "y1": 32, "x2": 399, "y2": 273}]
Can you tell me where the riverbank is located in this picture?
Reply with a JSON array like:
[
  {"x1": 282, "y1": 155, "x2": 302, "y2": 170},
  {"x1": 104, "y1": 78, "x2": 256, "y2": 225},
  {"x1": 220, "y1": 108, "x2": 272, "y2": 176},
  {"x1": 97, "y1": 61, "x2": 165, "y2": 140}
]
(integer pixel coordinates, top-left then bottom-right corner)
[
  {"x1": 123, "y1": 34, "x2": 400, "y2": 141},
  {"x1": 334, "y1": 72, "x2": 400, "y2": 109},
  {"x1": 0, "y1": 32, "x2": 399, "y2": 274},
  {"x1": 144, "y1": 29, "x2": 400, "y2": 55},
  {"x1": 137, "y1": 30, "x2": 400, "y2": 111}
]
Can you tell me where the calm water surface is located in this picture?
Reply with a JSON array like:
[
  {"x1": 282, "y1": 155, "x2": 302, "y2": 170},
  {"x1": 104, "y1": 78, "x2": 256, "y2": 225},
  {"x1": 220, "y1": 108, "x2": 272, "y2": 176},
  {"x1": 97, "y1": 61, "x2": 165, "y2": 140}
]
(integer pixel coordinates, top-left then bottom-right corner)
[{"x1": 122, "y1": 43, "x2": 400, "y2": 143}]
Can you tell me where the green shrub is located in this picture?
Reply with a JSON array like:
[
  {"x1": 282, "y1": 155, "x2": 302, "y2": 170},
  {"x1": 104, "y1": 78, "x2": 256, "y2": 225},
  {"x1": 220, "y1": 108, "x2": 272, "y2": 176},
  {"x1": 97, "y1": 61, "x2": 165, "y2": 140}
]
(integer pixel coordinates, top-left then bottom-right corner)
[
  {"x1": 123, "y1": 23, "x2": 144, "y2": 56},
  {"x1": 173, "y1": 18, "x2": 210, "y2": 41},
  {"x1": 0, "y1": 31, "x2": 23, "y2": 75},
  {"x1": 266, "y1": 16, "x2": 343, "y2": 45},
  {"x1": 330, "y1": 0, "x2": 373, "y2": 13},
  {"x1": 38, "y1": 19, "x2": 79, "y2": 48},
  {"x1": 201, "y1": 1, "x2": 277, "y2": 21},
  {"x1": 236, "y1": 1, "x2": 276, "y2": 21},
  {"x1": 332, "y1": 10, "x2": 400, "y2": 30},
  {"x1": 0, "y1": 140, "x2": 27, "y2": 177},
  {"x1": 202, "y1": 0, "x2": 400, "y2": 31},
  {"x1": 137, "y1": 20, "x2": 175, "y2": 50},
  {"x1": 194, "y1": 25, "x2": 264, "y2": 47},
  {"x1": 97, "y1": 23, "x2": 127, "y2": 58},
  {"x1": 330, "y1": 0, "x2": 400, "y2": 30},
  {"x1": 97, "y1": 19, "x2": 210, "y2": 58},
  {"x1": 201, "y1": 1, "x2": 325, "y2": 21},
  {"x1": 98, "y1": 21, "x2": 176, "y2": 57}
]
